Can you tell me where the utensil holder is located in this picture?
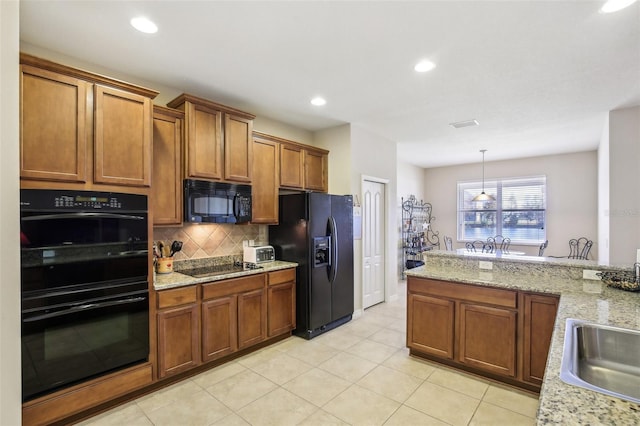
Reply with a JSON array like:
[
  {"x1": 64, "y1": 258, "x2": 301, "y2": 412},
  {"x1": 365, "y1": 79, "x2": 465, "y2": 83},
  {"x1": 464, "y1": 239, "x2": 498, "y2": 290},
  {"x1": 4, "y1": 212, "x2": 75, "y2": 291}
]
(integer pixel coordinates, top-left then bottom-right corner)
[{"x1": 156, "y1": 257, "x2": 173, "y2": 274}]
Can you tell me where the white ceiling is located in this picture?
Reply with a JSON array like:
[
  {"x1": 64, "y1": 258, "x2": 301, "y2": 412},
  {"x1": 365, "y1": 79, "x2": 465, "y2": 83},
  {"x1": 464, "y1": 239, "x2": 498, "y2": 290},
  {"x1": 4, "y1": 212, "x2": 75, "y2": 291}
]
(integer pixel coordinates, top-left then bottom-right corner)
[{"x1": 19, "y1": 0, "x2": 640, "y2": 168}]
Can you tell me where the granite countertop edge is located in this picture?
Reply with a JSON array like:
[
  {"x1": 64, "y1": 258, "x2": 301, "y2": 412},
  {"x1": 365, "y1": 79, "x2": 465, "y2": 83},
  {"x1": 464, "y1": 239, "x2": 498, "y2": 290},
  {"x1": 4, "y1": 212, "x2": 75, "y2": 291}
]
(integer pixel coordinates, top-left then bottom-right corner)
[
  {"x1": 154, "y1": 260, "x2": 298, "y2": 291},
  {"x1": 405, "y1": 265, "x2": 640, "y2": 425}
]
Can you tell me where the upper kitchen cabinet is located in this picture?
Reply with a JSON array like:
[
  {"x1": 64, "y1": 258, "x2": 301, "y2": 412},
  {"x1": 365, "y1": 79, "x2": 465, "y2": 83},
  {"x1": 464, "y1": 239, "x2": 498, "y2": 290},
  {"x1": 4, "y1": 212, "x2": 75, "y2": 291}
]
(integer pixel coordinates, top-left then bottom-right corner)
[
  {"x1": 304, "y1": 148, "x2": 328, "y2": 192},
  {"x1": 167, "y1": 94, "x2": 254, "y2": 184},
  {"x1": 20, "y1": 65, "x2": 89, "y2": 183},
  {"x1": 279, "y1": 139, "x2": 328, "y2": 193},
  {"x1": 152, "y1": 106, "x2": 184, "y2": 226},
  {"x1": 94, "y1": 85, "x2": 153, "y2": 187},
  {"x1": 19, "y1": 54, "x2": 158, "y2": 189},
  {"x1": 252, "y1": 132, "x2": 280, "y2": 224}
]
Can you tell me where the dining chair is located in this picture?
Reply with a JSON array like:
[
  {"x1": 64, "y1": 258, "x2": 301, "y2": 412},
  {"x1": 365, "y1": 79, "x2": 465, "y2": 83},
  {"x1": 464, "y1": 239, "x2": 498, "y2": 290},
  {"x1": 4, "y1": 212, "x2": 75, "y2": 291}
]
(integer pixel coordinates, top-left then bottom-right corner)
[
  {"x1": 444, "y1": 236, "x2": 453, "y2": 251},
  {"x1": 491, "y1": 235, "x2": 511, "y2": 252},
  {"x1": 466, "y1": 240, "x2": 492, "y2": 253},
  {"x1": 538, "y1": 240, "x2": 548, "y2": 256},
  {"x1": 550, "y1": 237, "x2": 593, "y2": 260},
  {"x1": 568, "y1": 237, "x2": 593, "y2": 260}
]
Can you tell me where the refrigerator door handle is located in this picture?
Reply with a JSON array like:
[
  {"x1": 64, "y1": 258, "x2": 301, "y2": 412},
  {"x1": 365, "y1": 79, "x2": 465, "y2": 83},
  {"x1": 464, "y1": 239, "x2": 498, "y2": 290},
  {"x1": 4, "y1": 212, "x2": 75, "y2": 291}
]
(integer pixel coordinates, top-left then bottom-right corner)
[{"x1": 329, "y1": 216, "x2": 338, "y2": 283}]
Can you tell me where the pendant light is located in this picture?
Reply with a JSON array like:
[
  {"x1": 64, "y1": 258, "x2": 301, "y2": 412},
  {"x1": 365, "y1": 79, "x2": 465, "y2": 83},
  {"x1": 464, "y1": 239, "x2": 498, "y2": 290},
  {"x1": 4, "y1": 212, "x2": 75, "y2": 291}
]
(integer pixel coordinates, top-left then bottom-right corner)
[{"x1": 472, "y1": 149, "x2": 495, "y2": 202}]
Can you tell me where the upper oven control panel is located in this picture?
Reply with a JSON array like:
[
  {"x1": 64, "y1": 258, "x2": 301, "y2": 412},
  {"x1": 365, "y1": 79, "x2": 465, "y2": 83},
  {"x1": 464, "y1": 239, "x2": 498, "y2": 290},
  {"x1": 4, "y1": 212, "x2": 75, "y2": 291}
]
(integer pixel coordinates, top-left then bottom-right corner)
[{"x1": 20, "y1": 189, "x2": 147, "y2": 212}]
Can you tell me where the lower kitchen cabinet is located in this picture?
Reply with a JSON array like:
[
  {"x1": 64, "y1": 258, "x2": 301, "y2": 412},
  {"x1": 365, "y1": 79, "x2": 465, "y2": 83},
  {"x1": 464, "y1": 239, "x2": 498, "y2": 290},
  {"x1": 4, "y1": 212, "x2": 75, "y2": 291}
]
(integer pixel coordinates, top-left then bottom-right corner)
[
  {"x1": 522, "y1": 292, "x2": 559, "y2": 385},
  {"x1": 156, "y1": 286, "x2": 200, "y2": 378},
  {"x1": 201, "y1": 295, "x2": 237, "y2": 362},
  {"x1": 407, "y1": 293, "x2": 454, "y2": 359},
  {"x1": 459, "y1": 303, "x2": 517, "y2": 377},
  {"x1": 156, "y1": 270, "x2": 292, "y2": 378},
  {"x1": 238, "y1": 287, "x2": 268, "y2": 349},
  {"x1": 407, "y1": 276, "x2": 555, "y2": 392},
  {"x1": 267, "y1": 269, "x2": 296, "y2": 337}
]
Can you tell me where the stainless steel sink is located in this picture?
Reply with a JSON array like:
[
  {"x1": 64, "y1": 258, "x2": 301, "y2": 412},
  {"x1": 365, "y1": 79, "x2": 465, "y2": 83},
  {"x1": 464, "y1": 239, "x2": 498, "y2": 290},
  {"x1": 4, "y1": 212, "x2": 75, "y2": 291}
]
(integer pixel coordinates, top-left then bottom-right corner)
[{"x1": 560, "y1": 318, "x2": 640, "y2": 403}]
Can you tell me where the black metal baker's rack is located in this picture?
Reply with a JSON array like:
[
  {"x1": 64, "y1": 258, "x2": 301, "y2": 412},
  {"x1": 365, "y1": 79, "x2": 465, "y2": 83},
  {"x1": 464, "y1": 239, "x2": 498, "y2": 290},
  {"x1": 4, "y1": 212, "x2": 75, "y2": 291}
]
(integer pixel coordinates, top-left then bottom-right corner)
[{"x1": 401, "y1": 195, "x2": 439, "y2": 278}]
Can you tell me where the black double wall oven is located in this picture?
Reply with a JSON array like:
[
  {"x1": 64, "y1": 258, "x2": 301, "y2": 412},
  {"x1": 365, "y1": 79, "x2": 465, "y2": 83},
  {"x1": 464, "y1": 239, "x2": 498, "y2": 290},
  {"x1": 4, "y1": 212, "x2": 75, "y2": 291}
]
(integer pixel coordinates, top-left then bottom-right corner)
[{"x1": 20, "y1": 189, "x2": 150, "y2": 402}]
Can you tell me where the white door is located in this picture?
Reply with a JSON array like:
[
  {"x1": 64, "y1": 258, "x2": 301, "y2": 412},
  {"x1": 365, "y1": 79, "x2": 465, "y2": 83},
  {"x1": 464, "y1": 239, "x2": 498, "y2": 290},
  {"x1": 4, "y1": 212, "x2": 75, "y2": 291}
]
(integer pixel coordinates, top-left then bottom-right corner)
[{"x1": 362, "y1": 179, "x2": 386, "y2": 309}]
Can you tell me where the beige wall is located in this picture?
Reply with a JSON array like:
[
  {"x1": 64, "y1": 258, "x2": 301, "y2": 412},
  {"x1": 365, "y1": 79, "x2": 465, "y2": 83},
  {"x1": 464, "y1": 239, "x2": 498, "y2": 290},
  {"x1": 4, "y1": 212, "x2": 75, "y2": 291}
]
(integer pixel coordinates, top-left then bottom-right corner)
[
  {"x1": 1, "y1": 0, "x2": 22, "y2": 423},
  {"x1": 607, "y1": 106, "x2": 640, "y2": 265},
  {"x1": 598, "y1": 115, "x2": 610, "y2": 263},
  {"x1": 350, "y1": 124, "x2": 398, "y2": 305},
  {"x1": 313, "y1": 124, "x2": 351, "y2": 195},
  {"x1": 423, "y1": 151, "x2": 598, "y2": 257},
  {"x1": 254, "y1": 116, "x2": 313, "y2": 146}
]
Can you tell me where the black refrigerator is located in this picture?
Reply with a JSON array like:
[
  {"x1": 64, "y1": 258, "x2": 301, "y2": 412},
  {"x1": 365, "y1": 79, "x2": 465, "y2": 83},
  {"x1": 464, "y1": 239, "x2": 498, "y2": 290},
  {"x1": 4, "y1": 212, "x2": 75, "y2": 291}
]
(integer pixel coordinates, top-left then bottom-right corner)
[{"x1": 269, "y1": 193, "x2": 354, "y2": 339}]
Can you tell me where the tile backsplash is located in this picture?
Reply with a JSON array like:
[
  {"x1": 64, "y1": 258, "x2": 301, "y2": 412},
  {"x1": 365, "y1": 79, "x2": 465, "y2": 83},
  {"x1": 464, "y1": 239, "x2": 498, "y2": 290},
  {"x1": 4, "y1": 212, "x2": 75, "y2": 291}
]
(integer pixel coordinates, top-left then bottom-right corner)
[{"x1": 153, "y1": 223, "x2": 268, "y2": 261}]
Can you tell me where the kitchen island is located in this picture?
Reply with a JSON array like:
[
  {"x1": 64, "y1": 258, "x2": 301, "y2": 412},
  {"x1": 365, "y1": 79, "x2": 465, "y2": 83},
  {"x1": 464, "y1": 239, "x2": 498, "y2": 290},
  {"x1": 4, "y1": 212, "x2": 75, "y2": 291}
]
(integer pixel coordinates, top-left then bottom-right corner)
[{"x1": 406, "y1": 250, "x2": 639, "y2": 425}]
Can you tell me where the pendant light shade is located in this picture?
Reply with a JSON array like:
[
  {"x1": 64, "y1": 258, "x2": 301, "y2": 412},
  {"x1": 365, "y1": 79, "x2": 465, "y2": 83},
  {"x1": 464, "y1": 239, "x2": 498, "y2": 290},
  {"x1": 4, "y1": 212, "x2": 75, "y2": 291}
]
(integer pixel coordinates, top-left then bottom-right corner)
[{"x1": 472, "y1": 149, "x2": 496, "y2": 202}]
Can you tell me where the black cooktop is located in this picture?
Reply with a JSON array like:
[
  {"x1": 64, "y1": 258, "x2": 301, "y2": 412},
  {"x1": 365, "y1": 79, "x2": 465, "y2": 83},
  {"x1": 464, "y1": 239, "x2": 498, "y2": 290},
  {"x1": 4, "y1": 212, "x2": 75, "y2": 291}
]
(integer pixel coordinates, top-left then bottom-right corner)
[{"x1": 179, "y1": 263, "x2": 262, "y2": 279}]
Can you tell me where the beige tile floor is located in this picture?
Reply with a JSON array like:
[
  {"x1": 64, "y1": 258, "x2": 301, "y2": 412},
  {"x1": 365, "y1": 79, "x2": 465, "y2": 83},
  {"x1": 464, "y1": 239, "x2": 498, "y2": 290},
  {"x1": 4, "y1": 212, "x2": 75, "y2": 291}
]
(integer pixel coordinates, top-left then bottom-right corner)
[{"x1": 80, "y1": 281, "x2": 539, "y2": 426}]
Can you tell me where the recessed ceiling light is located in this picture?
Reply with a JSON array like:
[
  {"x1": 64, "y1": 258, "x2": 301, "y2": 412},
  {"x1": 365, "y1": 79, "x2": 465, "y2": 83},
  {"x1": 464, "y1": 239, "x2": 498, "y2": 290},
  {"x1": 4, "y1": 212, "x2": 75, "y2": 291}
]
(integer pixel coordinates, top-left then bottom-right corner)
[
  {"x1": 600, "y1": 0, "x2": 637, "y2": 13},
  {"x1": 310, "y1": 97, "x2": 326, "y2": 106},
  {"x1": 449, "y1": 119, "x2": 479, "y2": 129},
  {"x1": 414, "y1": 60, "x2": 436, "y2": 73},
  {"x1": 130, "y1": 17, "x2": 158, "y2": 34}
]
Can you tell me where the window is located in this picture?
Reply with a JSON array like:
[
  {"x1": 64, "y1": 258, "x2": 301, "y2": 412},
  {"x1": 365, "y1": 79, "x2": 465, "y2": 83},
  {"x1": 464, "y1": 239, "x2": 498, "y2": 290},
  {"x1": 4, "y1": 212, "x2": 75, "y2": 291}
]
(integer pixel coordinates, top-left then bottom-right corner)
[{"x1": 457, "y1": 176, "x2": 546, "y2": 244}]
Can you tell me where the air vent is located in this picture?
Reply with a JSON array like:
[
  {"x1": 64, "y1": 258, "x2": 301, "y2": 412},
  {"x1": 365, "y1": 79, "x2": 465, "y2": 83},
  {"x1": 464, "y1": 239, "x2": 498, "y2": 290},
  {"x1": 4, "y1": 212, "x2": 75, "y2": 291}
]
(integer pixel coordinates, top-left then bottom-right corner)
[{"x1": 450, "y1": 119, "x2": 479, "y2": 129}]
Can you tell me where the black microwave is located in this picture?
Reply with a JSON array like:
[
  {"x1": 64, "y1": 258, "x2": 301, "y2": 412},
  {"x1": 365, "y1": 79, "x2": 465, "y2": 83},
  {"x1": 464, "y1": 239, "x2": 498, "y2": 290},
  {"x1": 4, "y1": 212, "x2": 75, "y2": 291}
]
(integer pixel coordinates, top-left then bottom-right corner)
[{"x1": 184, "y1": 179, "x2": 252, "y2": 223}]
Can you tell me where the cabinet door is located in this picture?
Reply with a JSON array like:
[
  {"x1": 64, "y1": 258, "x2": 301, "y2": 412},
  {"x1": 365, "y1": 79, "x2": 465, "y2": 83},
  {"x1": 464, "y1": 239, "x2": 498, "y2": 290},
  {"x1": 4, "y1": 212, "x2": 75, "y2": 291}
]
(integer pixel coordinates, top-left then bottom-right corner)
[
  {"x1": 459, "y1": 303, "x2": 517, "y2": 377},
  {"x1": 152, "y1": 108, "x2": 183, "y2": 225},
  {"x1": 224, "y1": 114, "x2": 253, "y2": 182},
  {"x1": 157, "y1": 304, "x2": 200, "y2": 378},
  {"x1": 407, "y1": 293, "x2": 455, "y2": 359},
  {"x1": 94, "y1": 84, "x2": 152, "y2": 187},
  {"x1": 304, "y1": 149, "x2": 328, "y2": 192},
  {"x1": 185, "y1": 101, "x2": 223, "y2": 180},
  {"x1": 202, "y1": 296, "x2": 238, "y2": 362},
  {"x1": 522, "y1": 293, "x2": 559, "y2": 385},
  {"x1": 238, "y1": 288, "x2": 267, "y2": 349},
  {"x1": 20, "y1": 65, "x2": 88, "y2": 182},
  {"x1": 279, "y1": 143, "x2": 304, "y2": 189},
  {"x1": 251, "y1": 138, "x2": 279, "y2": 224},
  {"x1": 268, "y1": 281, "x2": 296, "y2": 337}
]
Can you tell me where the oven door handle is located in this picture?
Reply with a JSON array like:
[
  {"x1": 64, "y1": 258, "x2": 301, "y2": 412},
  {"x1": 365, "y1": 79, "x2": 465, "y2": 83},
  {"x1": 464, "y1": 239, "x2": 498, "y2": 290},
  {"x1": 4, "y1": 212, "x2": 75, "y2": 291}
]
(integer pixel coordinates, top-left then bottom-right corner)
[
  {"x1": 22, "y1": 212, "x2": 145, "y2": 221},
  {"x1": 22, "y1": 296, "x2": 147, "y2": 323}
]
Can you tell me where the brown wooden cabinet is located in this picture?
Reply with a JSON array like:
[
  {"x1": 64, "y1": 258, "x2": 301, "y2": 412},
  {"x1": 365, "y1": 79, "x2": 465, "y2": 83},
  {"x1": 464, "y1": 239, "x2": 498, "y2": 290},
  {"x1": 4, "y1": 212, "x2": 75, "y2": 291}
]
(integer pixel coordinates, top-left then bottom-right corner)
[
  {"x1": 252, "y1": 133, "x2": 280, "y2": 224},
  {"x1": 152, "y1": 106, "x2": 184, "y2": 225},
  {"x1": 267, "y1": 269, "x2": 296, "y2": 337},
  {"x1": 522, "y1": 292, "x2": 559, "y2": 385},
  {"x1": 19, "y1": 54, "x2": 157, "y2": 188},
  {"x1": 201, "y1": 274, "x2": 267, "y2": 361},
  {"x1": 224, "y1": 114, "x2": 253, "y2": 182},
  {"x1": 280, "y1": 143, "x2": 304, "y2": 189},
  {"x1": 459, "y1": 303, "x2": 517, "y2": 377},
  {"x1": 304, "y1": 148, "x2": 328, "y2": 192},
  {"x1": 20, "y1": 64, "x2": 89, "y2": 182},
  {"x1": 156, "y1": 286, "x2": 200, "y2": 378},
  {"x1": 93, "y1": 85, "x2": 152, "y2": 187},
  {"x1": 167, "y1": 94, "x2": 254, "y2": 184},
  {"x1": 279, "y1": 140, "x2": 328, "y2": 192},
  {"x1": 407, "y1": 293, "x2": 454, "y2": 359},
  {"x1": 407, "y1": 276, "x2": 555, "y2": 392},
  {"x1": 201, "y1": 295, "x2": 237, "y2": 362},
  {"x1": 238, "y1": 287, "x2": 268, "y2": 349}
]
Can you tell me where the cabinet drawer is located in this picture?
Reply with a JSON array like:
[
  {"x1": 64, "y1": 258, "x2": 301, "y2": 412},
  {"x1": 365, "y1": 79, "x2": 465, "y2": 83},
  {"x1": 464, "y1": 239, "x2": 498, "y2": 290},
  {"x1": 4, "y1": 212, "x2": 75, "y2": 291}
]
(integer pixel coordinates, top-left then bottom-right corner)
[
  {"x1": 157, "y1": 286, "x2": 197, "y2": 309},
  {"x1": 202, "y1": 273, "x2": 266, "y2": 300},
  {"x1": 268, "y1": 268, "x2": 295, "y2": 286},
  {"x1": 408, "y1": 277, "x2": 516, "y2": 308}
]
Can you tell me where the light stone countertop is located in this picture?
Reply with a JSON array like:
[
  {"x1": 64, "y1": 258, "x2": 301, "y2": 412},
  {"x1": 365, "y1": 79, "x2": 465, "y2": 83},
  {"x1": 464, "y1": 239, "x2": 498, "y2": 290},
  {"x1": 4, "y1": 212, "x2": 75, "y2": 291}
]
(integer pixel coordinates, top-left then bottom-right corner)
[
  {"x1": 154, "y1": 260, "x2": 298, "y2": 291},
  {"x1": 406, "y1": 251, "x2": 640, "y2": 425}
]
